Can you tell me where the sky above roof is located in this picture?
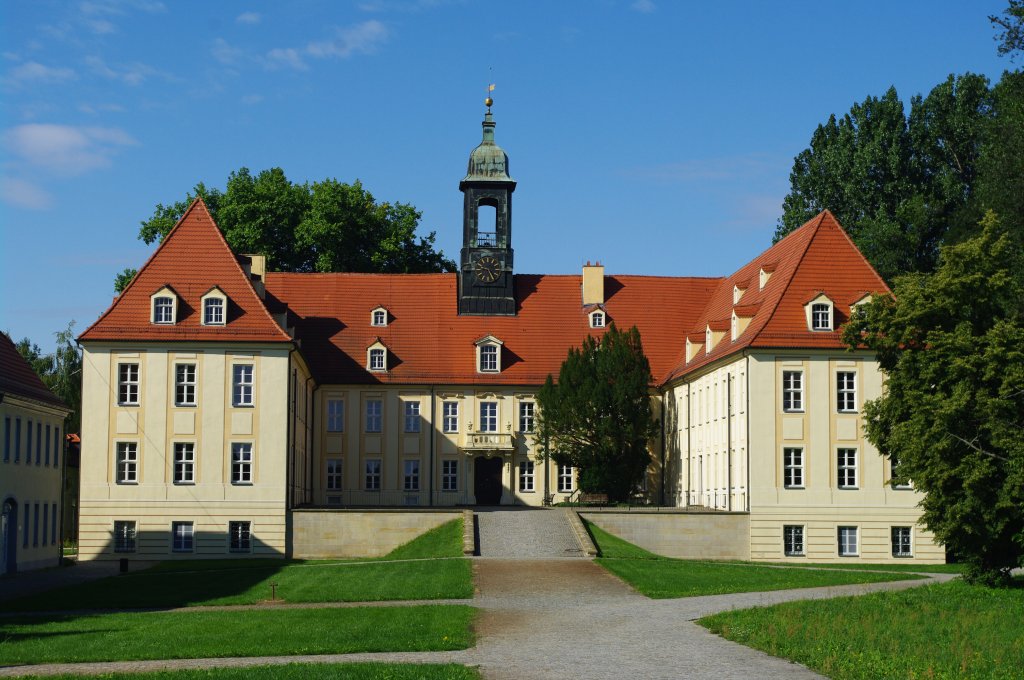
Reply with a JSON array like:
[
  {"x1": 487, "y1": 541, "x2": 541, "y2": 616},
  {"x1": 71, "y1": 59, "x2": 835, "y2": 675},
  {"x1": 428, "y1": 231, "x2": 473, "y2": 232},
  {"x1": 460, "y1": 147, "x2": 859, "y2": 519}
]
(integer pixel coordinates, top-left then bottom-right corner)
[{"x1": 0, "y1": 0, "x2": 1013, "y2": 353}]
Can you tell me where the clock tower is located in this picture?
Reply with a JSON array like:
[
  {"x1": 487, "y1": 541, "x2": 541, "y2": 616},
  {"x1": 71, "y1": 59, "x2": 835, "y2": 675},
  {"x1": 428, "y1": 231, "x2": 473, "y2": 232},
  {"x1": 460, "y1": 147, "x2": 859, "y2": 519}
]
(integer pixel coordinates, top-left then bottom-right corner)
[{"x1": 458, "y1": 97, "x2": 517, "y2": 315}]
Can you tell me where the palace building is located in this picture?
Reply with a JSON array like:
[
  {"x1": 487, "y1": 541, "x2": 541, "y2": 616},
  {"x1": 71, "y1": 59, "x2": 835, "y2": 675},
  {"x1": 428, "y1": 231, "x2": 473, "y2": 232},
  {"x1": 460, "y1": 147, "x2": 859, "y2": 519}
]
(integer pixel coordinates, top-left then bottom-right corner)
[{"x1": 77, "y1": 103, "x2": 942, "y2": 564}]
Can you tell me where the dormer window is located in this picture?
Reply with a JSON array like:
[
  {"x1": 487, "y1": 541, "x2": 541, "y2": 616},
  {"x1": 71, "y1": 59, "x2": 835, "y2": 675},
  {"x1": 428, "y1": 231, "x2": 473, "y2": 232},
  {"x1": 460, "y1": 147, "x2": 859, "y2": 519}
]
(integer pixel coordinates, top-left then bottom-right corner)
[
  {"x1": 733, "y1": 283, "x2": 747, "y2": 304},
  {"x1": 590, "y1": 311, "x2": 605, "y2": 328},
  {"x1": 371, "y1": 307, "x2": 388, "y2": 327},
  {"x1": 804, "y1": 293, "x2": 835, "y2": 331},
  {"x1": 475, "y1": 335, "x2": 504, "y2": 373},
  {"x1": 759, "y1": 265, "x2": 775, "y2": 290},
  {"x1": 200, "y1": 287, "x2": 228, "y2": 326},
  {"x1": 150, "y1": 286, "x2": 178, "y2": 325},
  {"x1": 367, "y1": 341, "x2": 388, "y2": 372}
]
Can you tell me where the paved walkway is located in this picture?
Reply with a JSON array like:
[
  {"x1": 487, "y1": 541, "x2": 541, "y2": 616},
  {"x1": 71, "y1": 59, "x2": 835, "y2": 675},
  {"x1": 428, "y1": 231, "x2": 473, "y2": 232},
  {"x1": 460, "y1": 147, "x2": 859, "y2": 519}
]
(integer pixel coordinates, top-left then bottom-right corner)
[
  {"x1": 0, "y1": 557, "x2": 952, "y2": 679},
  {"x1": 475, "y1": 508, "x2": 583, "y2": 558},
  {"x1": 0, "y1": 559, "x2": 157, "y2": 604}
]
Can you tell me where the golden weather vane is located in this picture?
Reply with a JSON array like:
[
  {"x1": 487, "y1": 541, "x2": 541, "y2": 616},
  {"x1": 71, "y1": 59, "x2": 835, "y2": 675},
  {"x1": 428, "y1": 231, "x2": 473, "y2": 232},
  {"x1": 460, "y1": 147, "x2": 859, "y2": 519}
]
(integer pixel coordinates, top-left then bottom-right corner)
[{"x1": 485, "y1": 82, "x2": 495, "y2": 110}]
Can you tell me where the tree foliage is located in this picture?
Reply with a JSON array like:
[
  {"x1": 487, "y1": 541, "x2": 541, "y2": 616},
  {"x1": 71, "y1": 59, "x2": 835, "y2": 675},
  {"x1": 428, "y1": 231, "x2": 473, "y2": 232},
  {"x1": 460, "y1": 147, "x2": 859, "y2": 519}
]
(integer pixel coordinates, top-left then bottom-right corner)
[
  {"x1": 536, "y1": 325, "x2": 659, "y2": 502},
  {"x1": 134, "y1": 167, "x2": 456, "y2": 276},
  {"x1": 14, "y1": 322, "x2": 83, "y2": 434},
  {"x1": 842, "y1": 213, "x2": 1024, "y2": 585},
  {"x1": 991, "y1": 0, "x2": 1024, "y2": 59}
]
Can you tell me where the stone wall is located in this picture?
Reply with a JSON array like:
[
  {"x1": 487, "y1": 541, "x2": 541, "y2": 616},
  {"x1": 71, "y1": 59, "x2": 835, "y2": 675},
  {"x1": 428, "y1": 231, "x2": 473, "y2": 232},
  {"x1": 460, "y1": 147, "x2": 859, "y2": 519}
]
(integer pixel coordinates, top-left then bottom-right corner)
[
  {"x1": 291, "y1": 509, "x2": 462, "y2": 558},
  {"x1": 580, "y1": 510, "x2": 750, "y2": 560}
]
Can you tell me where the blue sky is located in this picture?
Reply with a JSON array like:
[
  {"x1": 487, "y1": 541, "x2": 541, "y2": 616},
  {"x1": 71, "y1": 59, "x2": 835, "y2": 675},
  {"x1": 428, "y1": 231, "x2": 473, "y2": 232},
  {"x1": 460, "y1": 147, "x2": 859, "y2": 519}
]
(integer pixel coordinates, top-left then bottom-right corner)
[{"x1": 0, "y1": 0, "x2": 1013, "y2": 352}]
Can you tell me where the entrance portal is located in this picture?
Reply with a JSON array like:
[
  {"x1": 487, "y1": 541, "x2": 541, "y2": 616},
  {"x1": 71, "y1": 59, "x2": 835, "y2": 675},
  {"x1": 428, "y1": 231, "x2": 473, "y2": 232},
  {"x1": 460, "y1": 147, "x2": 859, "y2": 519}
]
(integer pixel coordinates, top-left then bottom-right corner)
[
  {"x1": 474, "y1": 456, "x2": 503, "y2": 505},
  {"x1": 2, "y1": 499, "x2": 16, "y2": 575}
]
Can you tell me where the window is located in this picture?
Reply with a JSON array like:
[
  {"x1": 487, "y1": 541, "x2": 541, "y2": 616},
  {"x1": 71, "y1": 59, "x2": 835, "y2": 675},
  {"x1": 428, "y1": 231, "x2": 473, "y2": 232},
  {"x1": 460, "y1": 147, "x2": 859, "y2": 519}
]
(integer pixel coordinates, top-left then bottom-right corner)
[
  {"x1": 480, "y1": 344, "x2": 498, "y2": 372},
  {"x1": 114, "y1": 521, "x2": 136, "y2": 553},
  {"x1": 837, "y1": 371, "x2": 856, "y2": 412},
  {"x1": 232, "y1": 365, "x2": 254, "y2": 407},
  {"x1": 117, "y1": 442, "x2": 138, "y2": 484},
  {"x1": 45, "y1": 424, "x2": 50, "y2": 466},
  {"x1": 519, "y1": 402, "x2": 535, "y2": 433},
  {"x1": 327, "y1": 399, "x2": 344, "y2": 432},
  {"x1": 782, "y1": 370, "x2": 803, "y2": 412},
  {"x1": 811, "y1": 302, "x2": 831, "y2": 331},
  {"x1": 837, "y1": 448, "x2": 857, "y2": 488},
  {"x1": 890, "y1": 452, "x2": 912, "y2": 489},
  {"x1": 404, "y1": 402, "x2": 421, "y2": 433},
  {"x1": 175, "y1": 364, "x2": 197, "y2": 406},
  {"x1": 590, "y1": 311, "x2": 605, "y2": 328},
  {"x1": 443, "y1": 402, "x2": 459, "y2": 433},
  {"x1": 891, "y1": 526, "x2": 913, "y2": 557},
  {"x1": 33, "y1": 503, "x2": 39, "y2": 546},
  {"x1": 154, "y1": 296, "x2": 174, "y2": 323},
  {"x1": 42, "y1": 504, "x2": 48, "y2": 546},
  {"x1": 203, "y1": 297, "x2": 224, "y2": 325},
  {"x1": 54, "y1": 426, "x2": 60, "y2": 468},
  {"x1": 442, "y1": 460, "x2": 458, "y2": 492},
  {"x1": 369, "y1": 348, "x2": 386, "y2": 372},
  {"x1": 172, "y1": 521, "x2": 194, "y2": 552},
  {"x1": 326, "y1": 458, "x2": 343, "y2": 490},
  {"x1": 14, "y1": 418, "x2": 20, "y2": 463},
  {"x1": 365, "y1": 459, "x2": 382, "y2": 490},
  {"x1": 35, "y1": 422, "x2": 41, "y2": 464},
  {"x1": 117, "y1": 363, "x2": 140, "y2": 405},
  {"x1": 365, "y1": 400, "x2": 382, "y2": 433},
  {"x1": 479, "y1": 401, "x2": 497, "y2": 432},
  {"x1": 173, "y1": 443, "x2": 195, "y2": 484},
  {"x1": 2, "y1": 416, "x2": 8, "y2": 463},
  {"x1": 231, "y1": 443, "x2": 253, "y2": 484},
  {"x1": 557, "y1": 465, "x2": 574, "y2": 493},
  {"x1": 371, "y1": 309, "x2": 387, "y2": 326},
  {"x1": 229, "y1": 521, "x2": 251, "y2": 553},
  {"x1": 519, "y1": 460, "x2": 535, "y2": 492},
  {"x1": 403, "y1": 460, "x2": 420, "y2": 491},
  {"x1": 784, "y1": 525, "x2": 804, "y2": 556},
  {"x1": 783, "y1": 447, "x2": 804, "y2": 488},
  {"x1": 51, "y1": 502, "x2": 57, "y2": 545},
  {"x1": 838, "y1": 526, "x2": 858, "y2": 556}
]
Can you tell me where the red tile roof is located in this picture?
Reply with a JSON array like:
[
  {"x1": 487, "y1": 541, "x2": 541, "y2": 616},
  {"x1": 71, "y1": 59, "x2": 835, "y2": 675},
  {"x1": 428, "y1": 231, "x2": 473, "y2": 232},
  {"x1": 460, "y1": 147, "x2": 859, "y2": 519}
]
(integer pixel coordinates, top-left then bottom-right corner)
[
  {"x1": 264, "y1": 272, "x2": 721, "y2": 386},
  {"x1": 79, "y1": 199, "x2": 291, "y2": 344},
  {"x1": 0, "y1": 333, "x2": 69, "y2": 410}
]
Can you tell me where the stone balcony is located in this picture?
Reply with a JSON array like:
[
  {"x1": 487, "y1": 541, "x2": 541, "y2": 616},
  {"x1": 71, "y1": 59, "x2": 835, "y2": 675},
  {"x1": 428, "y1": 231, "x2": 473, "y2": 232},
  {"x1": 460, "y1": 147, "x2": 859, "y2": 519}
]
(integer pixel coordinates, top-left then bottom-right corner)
[{"x1": 463, "y1": 432, "x2": 515, "y2": 451}]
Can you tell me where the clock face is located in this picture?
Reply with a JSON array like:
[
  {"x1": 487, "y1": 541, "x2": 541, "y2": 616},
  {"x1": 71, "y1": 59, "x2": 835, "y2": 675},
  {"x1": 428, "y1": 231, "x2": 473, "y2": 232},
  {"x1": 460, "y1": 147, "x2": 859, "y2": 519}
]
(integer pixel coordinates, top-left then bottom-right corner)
[{"x1": 474, "y1": 255, "x2": 501, "y2": 283}]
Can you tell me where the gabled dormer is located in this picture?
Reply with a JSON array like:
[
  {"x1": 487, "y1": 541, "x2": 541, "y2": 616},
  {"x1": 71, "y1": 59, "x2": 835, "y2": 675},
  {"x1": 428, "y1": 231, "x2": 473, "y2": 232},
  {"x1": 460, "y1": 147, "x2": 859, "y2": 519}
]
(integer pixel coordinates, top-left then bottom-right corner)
[
  {"x1": 370, "y1": 306, "x2": 389, "y2": 327},
  {"x1": 850, "y1": 293, "x2": 873, "y2": 319},
  {"x1": 200, "y1": 286, "x2": 228, "y2": 326},
  {"x1": 731, "y1": 304, "x2": 759, "y2": 341},
  {"x1": 367, "y1": 339, "x2": 389, "y2": 372},
  {"x1": 150, "y1": 285, "x2": 178, "y2": 325},
  {"x1": 475, "y1": 335, "x2": 503, "y2": 373},
  {"x1": 759, "y1": 263, "x2": 776, "y2": 290},
  {"x1": 805, "y1": 292, "x2": 834, "y2": 331},
  {"x1": 685, "y1": 332, "x2": 705, "y2": 363},
  {"x1": 705, "y1": 320, "x2": 729, "y2": 355},
  {"x1": 733, "y1": 279, "x2": 749, "y2": 304}
]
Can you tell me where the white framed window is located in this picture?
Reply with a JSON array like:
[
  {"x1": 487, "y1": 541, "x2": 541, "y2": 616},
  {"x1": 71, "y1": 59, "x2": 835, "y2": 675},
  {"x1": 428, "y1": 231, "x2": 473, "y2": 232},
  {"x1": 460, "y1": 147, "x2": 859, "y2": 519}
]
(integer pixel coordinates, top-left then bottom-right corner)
[
  {"x1": 153, "y1": 296, "x2": 174, "y2": 324},
  {"x1": 203, "y1": 297, "x2": 225, "y2": 325},
  {"x1": 369, "y1": 347, "x2": 386, "y2": 372},
  {"x1": 891, "y1": 526, "x2": 913, "y2": 557},
  {"x1": 404, "y1": 402, "x2": 421, "y2": 433},
  {"x1": 442, "y1": 460, "x2": 458, "y2": 491},
  {"x1": 518, "y1": 402, "x2": 535, "y2": 433},
  {"x1": 837, "y1": 371, "x2": 856, "y2": 412},
  {"x1": 443, "y1": 402, "x2": 459, "y2": 433},
  {"x1": 838, "y1": 526, "x2": 858, "y2": 556},
  {"x1": 479, "y1": 401, "x2": 498, "y2": 432},
  {"x1": 403, "y1": 459, "x2": 420, "y2": 491},
  {"x1": 365, "y1": 400, "x2": 382, "y2": 433},
  {"x1": 811, "y1": 302, "x2": 832, "y2": 331},
  {"x1": 173, "y1": 442, "x2": 195, "y2": 485},
  {"x1": 890, "y1": 452, "x2": 912, "y2": 489},
  {"x1": 557, "y1": 464, "x2": 574, "y2": 493},
  {"x1": 519, "y1": 460, "x2": 535, "y2": 492},
  {"x1": 327, "y1": 399, "x2": 344, "y2": 432},
  {"x1": 590, "y1": 311, "x2": 605, "y2": 328},
  {"x1": 480, "y1": 344, "x2": 498, "y2": 372},
  {"x1": 118, "y1": 363, "x2": 140, "y2": 405},
  {"x1": 326, "y1": 458, "x2": 343, "y2": 490},
  {"x1": 114, "y1": 520, "x2": 136, "y2": 553},
  {"x1": 783, "y1": 525, "x2": 804, "y2": 556},
  {"x1": 175, "y1": 364, "x2": 197, "y2": 406},
  {"x1": 783, "y1": 447, "x2": 804, "y2": 488},
  {"x1": 116, "y1": 441, "x2": 138, "y2": 484},
  {"x1": 782, "y1": 370, "x2": 803, "y2": 412},
  {"x1": 172, "y1": 521, "x2": 194, "y2": 552},
  {"x1": 371, "y1": 308, "x2": 387, "y2": 326},
  {"x1": 231, "y1": 443, "x2": 253, "y2": 484},
  {"x1": 365, "y1": 458, "x2": 382, "y2": 490},
  {"x1": 229, "y1": 521, "x2": 251, "y2": 553},
  {"x1": 837, "y1": 448, "x2": 857, "y2": 488},
  {"x1": 232, "y1": 365, "x2": 254, "y2": 407}
]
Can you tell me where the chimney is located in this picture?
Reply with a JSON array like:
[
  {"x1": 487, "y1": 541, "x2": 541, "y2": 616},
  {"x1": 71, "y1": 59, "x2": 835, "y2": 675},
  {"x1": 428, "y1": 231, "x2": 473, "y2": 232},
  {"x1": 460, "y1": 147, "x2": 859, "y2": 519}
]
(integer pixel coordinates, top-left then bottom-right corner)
[{"x1": 582, "y1": 261, "x2": 605, "y2": 306}]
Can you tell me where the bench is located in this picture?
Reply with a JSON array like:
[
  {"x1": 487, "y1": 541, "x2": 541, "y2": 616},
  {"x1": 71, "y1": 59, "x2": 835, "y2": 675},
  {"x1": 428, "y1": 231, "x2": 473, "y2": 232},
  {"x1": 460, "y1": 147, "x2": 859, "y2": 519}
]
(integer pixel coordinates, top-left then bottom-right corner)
[{"x1": 578, "y1": 493, "x2": 609, "y2": 506}]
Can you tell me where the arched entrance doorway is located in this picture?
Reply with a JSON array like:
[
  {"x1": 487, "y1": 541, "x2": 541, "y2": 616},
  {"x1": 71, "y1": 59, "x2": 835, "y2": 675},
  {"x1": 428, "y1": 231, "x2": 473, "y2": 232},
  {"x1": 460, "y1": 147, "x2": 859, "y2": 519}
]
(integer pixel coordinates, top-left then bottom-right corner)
[
  {"x1": 2, "y1": 499, "x2": 17, "y2": 575},
  {"x1": 474, "y1": 456, "x2": 503, "y2": 505}
]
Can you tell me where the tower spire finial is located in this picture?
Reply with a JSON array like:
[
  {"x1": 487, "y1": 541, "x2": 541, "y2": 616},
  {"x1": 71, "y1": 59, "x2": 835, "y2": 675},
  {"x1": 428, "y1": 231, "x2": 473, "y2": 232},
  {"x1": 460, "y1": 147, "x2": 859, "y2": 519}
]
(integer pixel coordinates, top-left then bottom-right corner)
[{"x1": 485, "y1": 82, "x2": 495, "y2": 112}]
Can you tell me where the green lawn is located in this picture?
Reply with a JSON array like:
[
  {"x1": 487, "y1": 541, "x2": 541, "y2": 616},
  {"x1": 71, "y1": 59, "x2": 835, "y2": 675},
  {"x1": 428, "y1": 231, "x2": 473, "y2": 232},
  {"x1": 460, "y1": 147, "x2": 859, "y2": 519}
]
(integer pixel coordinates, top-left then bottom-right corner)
[
  {"x1": 700, "y1": 579, "x2": 1024, "y2": 680},
  {"x1": 586, "y1": 521, "x2": 925, "y2": 598},
  {"x1": 0, "y1": 605, "x2": 476, "y2": 665},
  {"x1": 1, "y1": 519, "x2": 472, "y2": 612},
  {"x1": 19, "y1": 664, "x2": 482, "y2": 680}
]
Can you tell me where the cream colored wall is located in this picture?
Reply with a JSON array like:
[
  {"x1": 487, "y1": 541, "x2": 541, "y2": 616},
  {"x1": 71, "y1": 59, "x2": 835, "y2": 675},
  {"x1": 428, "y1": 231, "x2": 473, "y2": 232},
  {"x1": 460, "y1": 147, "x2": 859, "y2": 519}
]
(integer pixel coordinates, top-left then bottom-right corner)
[
  {"x1": 79, "y1": 342, "x2": 294, "y2": 560},
  {"x1": 313, "y1": 385, "x2": 578, "y2": 507},
  {"x1": 291, "y1": 509, "x2": 461, "y2": 558},
  {"x1": 581, "y1": 511, "x2": 750, "y2": 560},
  {"x1": 1, "y1": 397, "x2": 67, "y2": 572}
]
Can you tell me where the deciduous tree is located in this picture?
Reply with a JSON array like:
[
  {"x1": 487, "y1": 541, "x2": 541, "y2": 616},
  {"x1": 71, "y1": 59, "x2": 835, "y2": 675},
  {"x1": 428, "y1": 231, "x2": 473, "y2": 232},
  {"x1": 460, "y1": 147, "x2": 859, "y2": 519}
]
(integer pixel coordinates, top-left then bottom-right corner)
[{"x1": 14, "y1": 322, "x2": 83, "y2": 434}]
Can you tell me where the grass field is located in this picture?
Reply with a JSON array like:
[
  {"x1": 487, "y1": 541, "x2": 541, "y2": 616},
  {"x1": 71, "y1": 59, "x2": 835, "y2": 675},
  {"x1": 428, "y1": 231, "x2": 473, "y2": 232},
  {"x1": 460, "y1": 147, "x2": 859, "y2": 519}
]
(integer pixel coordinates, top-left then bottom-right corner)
[
  {"x1": 700, "y1": 579, "x2": 1024, "y2": 680},
  {"x1": 1, "y1": 519, "x2": 472, "y2": 612},
  {"x1": 0, "y1": 605, "x2": 476, "y2": 665},
  {"x1": 586, "y1": 520, "x2": 926, "y2": 598},
  {"x1": 21, "y1": 664, "x2": 483, "y2": 680}
]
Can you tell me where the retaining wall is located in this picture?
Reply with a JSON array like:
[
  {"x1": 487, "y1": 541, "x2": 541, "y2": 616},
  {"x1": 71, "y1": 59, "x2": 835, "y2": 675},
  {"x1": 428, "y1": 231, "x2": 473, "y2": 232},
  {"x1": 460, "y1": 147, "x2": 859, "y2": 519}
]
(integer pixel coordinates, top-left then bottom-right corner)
[
  {"x1": 291, "y1": 509, "x2": 462, "y2": 558},
  {"x1": 581, "y1": 510, "x2": 750, "y2": 560}
]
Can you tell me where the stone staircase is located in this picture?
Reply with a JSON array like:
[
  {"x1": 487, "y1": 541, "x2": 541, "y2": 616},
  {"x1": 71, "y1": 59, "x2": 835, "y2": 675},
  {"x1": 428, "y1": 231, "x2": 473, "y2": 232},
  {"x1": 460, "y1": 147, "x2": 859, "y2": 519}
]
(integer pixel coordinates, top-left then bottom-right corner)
[{"x1": 474, "y1": 507, "x2": 586, "y2": 558}]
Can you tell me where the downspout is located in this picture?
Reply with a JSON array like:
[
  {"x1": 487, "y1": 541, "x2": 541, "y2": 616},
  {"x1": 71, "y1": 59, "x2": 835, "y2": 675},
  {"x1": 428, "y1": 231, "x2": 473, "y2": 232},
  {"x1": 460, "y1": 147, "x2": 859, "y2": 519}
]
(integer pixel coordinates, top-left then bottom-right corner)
[
  {"x1": 659, "y1": 390, "x2": 666, "y2": 506},
  {"x1": 727, "y1": 372, "x2": 732, "y2": 512},
  {"x1": 686, "y1": 384, "x2": 691, "y2": 507},
  {"x1": 289, "y1": 366, "x2": 297, "y2": 507},
  {"x1": 306, "y1": 377, "x2": 314, "y2": 504},
  {"x1": 429, "y1": 386, "x2": 435, "y2": 507},
  {"x1": 543, "y1": 432, "x2": 550, "y2": 502},
  {"x1": 746, "y1": 353, "x2": 751, "y2": 512}
]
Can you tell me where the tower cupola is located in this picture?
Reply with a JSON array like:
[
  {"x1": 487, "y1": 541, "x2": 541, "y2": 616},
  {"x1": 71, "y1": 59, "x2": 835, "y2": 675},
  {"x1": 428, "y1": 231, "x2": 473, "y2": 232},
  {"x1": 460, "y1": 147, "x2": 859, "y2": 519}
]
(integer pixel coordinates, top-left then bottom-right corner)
[{"x1": 464, "y1": 105, "x2": 513, "y2": 182}]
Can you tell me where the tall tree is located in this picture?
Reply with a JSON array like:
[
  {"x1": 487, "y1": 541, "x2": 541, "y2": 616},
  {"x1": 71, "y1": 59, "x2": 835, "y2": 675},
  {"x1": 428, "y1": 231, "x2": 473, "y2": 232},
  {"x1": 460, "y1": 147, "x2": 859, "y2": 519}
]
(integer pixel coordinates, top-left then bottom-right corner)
[
  {"x1": 15, "y1": 322, "x2": 83, "y2": 434},
  {"x1": 842, "y1": 213, "x2": 1024, "y2": 585},
  {"x1": 536, "y1": 325, "x2": 659, "y2": 502},
  {"x1": 991, "y1": 0, "x2": 1024, "y2": 59}
]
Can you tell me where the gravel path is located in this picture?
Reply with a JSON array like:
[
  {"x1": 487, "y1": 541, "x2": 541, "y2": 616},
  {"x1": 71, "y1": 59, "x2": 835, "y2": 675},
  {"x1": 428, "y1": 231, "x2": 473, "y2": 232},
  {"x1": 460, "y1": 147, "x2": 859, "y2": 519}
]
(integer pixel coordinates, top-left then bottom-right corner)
[
  {"x1": 475, "y1": 508, "x2": 583, "y2": 558},
  {"x1": 0, "y1": 557, "x2": 953, "y2": 679}
]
